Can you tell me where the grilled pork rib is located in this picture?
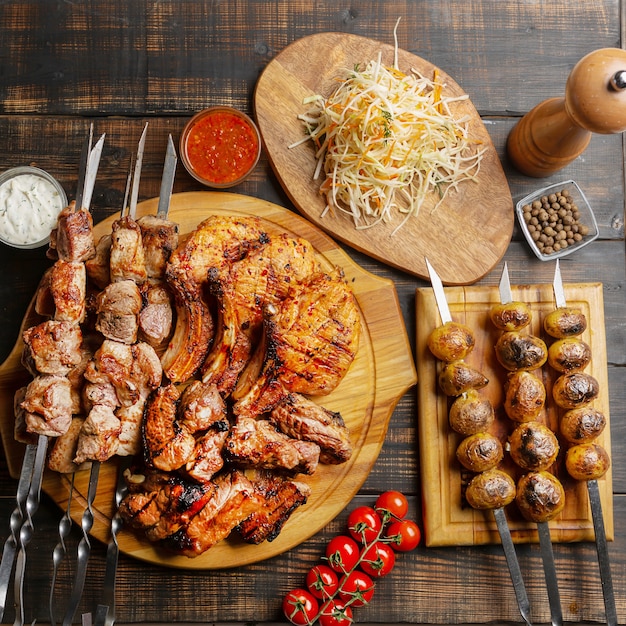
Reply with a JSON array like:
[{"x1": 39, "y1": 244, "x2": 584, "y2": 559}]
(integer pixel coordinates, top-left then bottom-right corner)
[
  {"x1": 161, "y1": 215, "x2": 269, "y2": 383},
  {"x1": 233, "y1": 268, "x2": 361, "y2": 417},
  {"x1": 201, "y1": 233, "x2": 320, "y2": 395}
]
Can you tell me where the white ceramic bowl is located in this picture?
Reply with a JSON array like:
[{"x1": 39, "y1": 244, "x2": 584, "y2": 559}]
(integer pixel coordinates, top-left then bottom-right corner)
[
  {"x1": 0, "y1": 166, "x2": 67, "y2": 249},
  {"x1": 515, "y1": 180, "x2": 598, "y2": 261}
]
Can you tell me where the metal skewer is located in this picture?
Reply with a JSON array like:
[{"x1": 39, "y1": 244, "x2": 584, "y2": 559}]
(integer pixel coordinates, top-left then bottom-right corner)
[
  {"x1": 499, "y1": 262, "x2": 563, "y2": 626},
  {"x1": 551, "y1": 259, "x2": 617, "y2": 626},
  {"x1": 425, "y1": 258, "x2": 533, "y2": 626},
  {"x1": 94, "y1": 132, "x2": 177, "y2": 626}
]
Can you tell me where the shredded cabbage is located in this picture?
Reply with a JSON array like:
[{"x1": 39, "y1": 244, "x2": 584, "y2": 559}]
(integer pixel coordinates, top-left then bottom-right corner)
[{"x1": 290, "y1": 52, "x2": 486, "y2": 233}]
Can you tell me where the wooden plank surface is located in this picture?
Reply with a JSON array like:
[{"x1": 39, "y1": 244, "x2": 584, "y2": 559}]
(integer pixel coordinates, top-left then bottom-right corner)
[
  {"x1": 416, "y1": 282, "x2": 612, "y2": 546},
  {"x1": 0, "y1": 1, "x2": 624, "y2": 624}
]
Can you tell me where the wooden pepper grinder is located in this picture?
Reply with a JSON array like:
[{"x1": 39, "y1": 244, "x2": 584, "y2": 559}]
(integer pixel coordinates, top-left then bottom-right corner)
[{"x1": 507, "y1": 47, "x2": 626, "y2": 177}]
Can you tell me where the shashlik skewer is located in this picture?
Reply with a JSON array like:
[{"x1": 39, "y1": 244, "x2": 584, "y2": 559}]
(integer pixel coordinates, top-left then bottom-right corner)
[
  {"x1": 497, "y1": 262, "x2": 563, "y2": 626},
  {"x1": 95, "y1": 132, "x2": 178, "y2": 626},
  {"x1": 425, "y1": 258, "x2": 533, "y2": 626},
  {"x1": 549, "y1": 259, "x2": 616, "y2": 626},
  {"x1": 62, "y1": 124, "x2": 150, "y2": 626},
  {"x1": 0, "y1": 128, "x2": 104, "y2": 626}
]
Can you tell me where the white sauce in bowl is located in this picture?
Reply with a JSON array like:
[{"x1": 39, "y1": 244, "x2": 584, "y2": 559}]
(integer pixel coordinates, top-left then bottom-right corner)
[{"x1": 0, "y1": 170, "x2": 66, "y2": 246}]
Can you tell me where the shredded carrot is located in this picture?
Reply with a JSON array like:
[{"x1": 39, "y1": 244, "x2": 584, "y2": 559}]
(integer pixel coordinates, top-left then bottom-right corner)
[{"x1": 289, "y1": 40, "x2": 486, "y2": 233}]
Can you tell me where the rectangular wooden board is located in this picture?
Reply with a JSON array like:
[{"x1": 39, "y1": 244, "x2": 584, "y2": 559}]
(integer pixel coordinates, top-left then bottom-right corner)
[{"x1": 415, "y1": 282, "x2": 613, "y2": 547}]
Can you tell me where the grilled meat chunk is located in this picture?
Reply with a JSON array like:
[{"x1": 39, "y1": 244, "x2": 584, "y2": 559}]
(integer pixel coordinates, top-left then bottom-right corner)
[
  {"x1": 179, "y1": 380, "x2": 227, "y2": 432},
  {"x1": 84, "y1": 339, "x2": 162, "y2": 407},
  {"x1": 137, "y1": 214, "x2": 179, "y2": 279},
  {"x1": 270, "y1": 393, "x2": 352, "y2": 464},
  {"x1": 85, "y1": 233, "x2": 112, "y2": 289},
  {"x1": 110, "y1": 216, "x2": 147, "y2": 284},
  {"x1": 48, "y1": 203, "x2": 96, "y2": 262},
  {"x1": 202, "y1": 233, "x2": 319, "y2": 394},
  {"x1": 22, "y1": 320, "x2": 83, "y2": 376},
  {"x1": 185, "y1": 426, "x2": 229, "y2": 483},
  {"x1": 20, "y1": 375, "x2": 73, "y2": 437},
  {"x1": 163, "y1": 470, "x2": 260, "y2": 557},
  {"x1": 237, "y1": 472, "x2": 311, "y2": 544},
  {"x1": 138, "y1": 282, "x2": 174, "y2": 347},
  {"x1": 119, "y1": 469, "x2": 217, "y2": 542},
  {"x1": 47, "y1": 416, "x2": 91, "y2": 473},
  {"x1": 224, "y1": 416, "x2": 320, "y2": 475},
  {"x1": 74, "y1": 403, "x2": 121, "y2": 464},
  {"x1": 95, "y1": 279, "x2": 142, "y2": 344},
  {"x1": 161, "y1": 215, "x2": 269, "y2": 383},
  {"x1": 233, "y1": 268, "x2": 361, "y2": 417}
]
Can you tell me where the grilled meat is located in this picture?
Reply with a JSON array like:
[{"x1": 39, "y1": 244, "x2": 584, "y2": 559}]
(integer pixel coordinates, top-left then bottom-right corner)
[
  {"x1": 162, "y1": 470, "x2": 261, "y2": 557},
  {"x1": 237, "y1": 471, "x2": 311, "y2": 544},
  {"x1": 202, "y1": 233, "x2": 319, "y2": 394},
  {"x1": 48, "y1": 203, "x2": 96, "y2": 263},
  {"x1": 117, "y1": 398, "x2": 148, "y2": 457},
  {"x1": 36, "y1": 260, "x2": 87, "y2": 324},
  {"x1": 224, "y1": 416, "x2": 320, "y2": 475},
  {"x1": 85, "y1": 233, "x2": 112, "y2": 289},
  {"x1": 179, "y1": 380, "x2": 227, "y2": 432},
  {"x1": 185, "y1": 426, "x2": 229, "y2": 483},
  {"x1": 95, "y1": 279, "x2": 142, "y2": 344},
  {"x1": 138, "y1": 282, "x2": 174, "y2": 347},
  {"x1": 137, "y1": 214, "x2": 179, "y2": 279},
  {"x1": 47, "y1": 416, "x2": 91, "y2": 473},
  {"x1": 110, "y1": 216, "x2": 148, "y2": 284},
  {"x1": 161, "y1": 215, "x2": 269, "y2": 383},
  {"x1": 233, "y1": 268, "x2": 361, "y2": 417},
  {"x1": 84, "y1": 339, "x2": 162, "y2": 407},
  {"x1": 119, "y1": 469, "x2": 217, "y2": 542},
  {"x1": 20, "y1": 375, "x2": 73, "y2": 437},
  {"x1": 74, "y1": 403, "x2": 122, "y2": 464},
  {"x1": 269, "y1": 392, "x2": 352, "y2": 464},
  {"x1": 22, "y1": 320, "x2": 83, "y2": 376}
]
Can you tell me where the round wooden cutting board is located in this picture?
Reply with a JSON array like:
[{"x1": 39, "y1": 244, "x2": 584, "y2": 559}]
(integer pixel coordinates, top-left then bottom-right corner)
[
  {"x1": 0, "y1": 192, "x2": 417, "y2": 569},
  {"x1": 254, "y1": 32, "x2": 514, "y2": 285}
]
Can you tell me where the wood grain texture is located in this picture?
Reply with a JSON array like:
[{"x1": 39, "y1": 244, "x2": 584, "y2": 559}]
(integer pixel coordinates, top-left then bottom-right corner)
[
  {"x1": 255, "y1": 32, "x2": 513, "y2": 284},
  {"x1": 0, "y1": 191, "x2": 417, "y2": 569},
  {"x1": 416, "y1": 281, "x2": 612, "y2": 546}
]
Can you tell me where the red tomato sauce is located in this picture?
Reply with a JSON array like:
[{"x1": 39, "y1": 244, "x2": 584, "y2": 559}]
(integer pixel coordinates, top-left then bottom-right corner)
[{"x1": 184, "y1": 110, "x2": 259, "y2": 184}]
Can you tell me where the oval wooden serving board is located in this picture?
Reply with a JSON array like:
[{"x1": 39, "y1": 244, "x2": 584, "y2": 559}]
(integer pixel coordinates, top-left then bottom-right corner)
[
  {"x1": 254, "y1": 32, "x2": 513, "y2": 285},
  {"x1": 415, "y1": 280, "x2": 612, "y2": 546},
  {"x1": 0, "y1": 192, "x2": 417, "y2": 569}
]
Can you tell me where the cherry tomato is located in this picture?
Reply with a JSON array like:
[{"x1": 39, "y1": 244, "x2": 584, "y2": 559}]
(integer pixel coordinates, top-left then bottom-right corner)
[
  {"x1": 347, "y1": 505, "x2": 383, "y2": 544},
  {"x1": 338, "y1": 570, "x2": 375, "y2": 607},
  {"x1": 319, "y1": 599, "x2": 353, "y2": 626},
  {"x1": 375, "y1": 490, "x2": 408, "y2": 520},
  {"x1": 325, "y1": 535, "x2": 360, "y2": 573},
  {"x1": 385, "y1": 519, "x2": 421, "y2": 552},
  {"x1": 359, "y1": 541, "x2": 396, "y2": 578},
  {"x1": 306, "y1": 563, "x2": 339, "y2": 599},
  {"x1": 282, "y1": 588, "x2": 319, "y2": 625}
]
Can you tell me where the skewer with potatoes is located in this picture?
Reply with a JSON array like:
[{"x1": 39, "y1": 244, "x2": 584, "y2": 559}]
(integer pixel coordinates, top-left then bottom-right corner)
[
  {"x1": 427, "y1": 320, "x2": 514, "y2": 511},
  {"x1": 543, "y1": 289, "x2": 610, "y2": 483},
  {"x1": 489, "y1": 291, "x2": 566, "y2": 524}
]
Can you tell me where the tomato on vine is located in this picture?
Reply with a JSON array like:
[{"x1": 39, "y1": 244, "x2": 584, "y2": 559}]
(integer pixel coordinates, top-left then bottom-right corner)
[
  {"x1": 347, "y1": 505, "x2": 382, "y2": 544},
  {"x1": 375, "y1": 490, "x2": 408, "y2": 519},
  {"x1": 319, "y1": 599, "x2": 353, "y2": 626},
  {"x1": 359, "y1": 541, "x2": 396, "y2": 578},
  {"x1": 282, "y1": 588, "x2": 319, "y2": 625},
  {"x1": 325, "y1": 535, "x2": 360, "y2": 573},
  {"x1": 306, "y1": 563, "x2": 339, "y2": 599},
  {"x1": 385, "y1": 519, "x2": 421, "y2": 552},
  {"x1": 337, "y1": 570, "x2": 375, "y2": 607}
]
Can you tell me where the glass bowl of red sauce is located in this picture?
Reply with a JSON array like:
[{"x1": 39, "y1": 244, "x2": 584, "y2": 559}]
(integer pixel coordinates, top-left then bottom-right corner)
[{"x1": 180, "y1": 106, "x2": 261, "y2": 188}]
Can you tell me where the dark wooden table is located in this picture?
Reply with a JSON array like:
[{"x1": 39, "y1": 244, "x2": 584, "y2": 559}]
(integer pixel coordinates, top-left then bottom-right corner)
[{"x1": 0, "y1": 1, "x2": 624, "y2": 624}]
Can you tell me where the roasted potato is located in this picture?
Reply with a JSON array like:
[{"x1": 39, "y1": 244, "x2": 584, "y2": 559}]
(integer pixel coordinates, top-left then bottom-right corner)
[
  {"x1": 456, "y1": 432, "x2": 503, "y2": 473},
  {"x1": 465, "y1": 468, "x2": 516, "y2": 510},
  {"x1": 543, "y1": 306, "x2": 587, "y2": 339},
  {"x1": 448, "y1": 389, "x2": 495, "y2": 435},
  {"x1": 515, "y1": 471, "x2": 565, "y2": 523},
  {"x1": 509, "y1": 421, "x2": 559, "y2": 471},
  {"x1": 565, "y1": 442, "x2": 610, "y2": 481},
  {"x1": 495, "y1": 331, "x2": 548, "y2": 371},
  {"x1": 503, "y1": 370, "x2": 546, "y2": 422}
]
